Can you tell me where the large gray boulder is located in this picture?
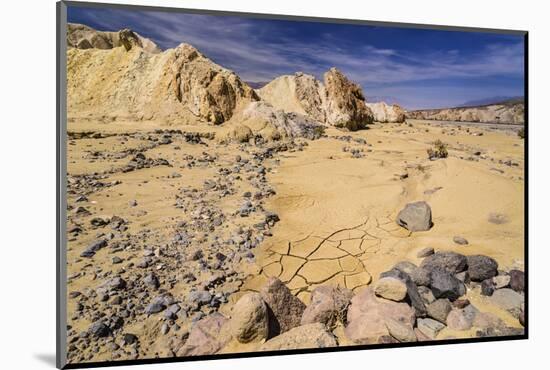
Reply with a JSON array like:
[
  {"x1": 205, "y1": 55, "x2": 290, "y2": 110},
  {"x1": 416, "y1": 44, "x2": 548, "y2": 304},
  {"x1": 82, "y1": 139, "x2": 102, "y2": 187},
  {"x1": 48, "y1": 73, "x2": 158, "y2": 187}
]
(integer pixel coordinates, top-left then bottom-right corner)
[{"x1": 396, "y1": 201, "x2": 433, "y2": 232}]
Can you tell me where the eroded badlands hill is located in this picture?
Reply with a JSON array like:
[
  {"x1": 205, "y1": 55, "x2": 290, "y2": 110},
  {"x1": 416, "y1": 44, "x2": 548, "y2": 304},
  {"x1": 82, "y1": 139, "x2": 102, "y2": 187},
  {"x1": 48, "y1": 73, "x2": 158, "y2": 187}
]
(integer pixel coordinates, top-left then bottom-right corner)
[
  {"x1": 67, "y1": 23, "x2": 406, "y2": 135},
  {"x1": 407, "y1": 100, "x2": 525, "y2": 124},
  {"x1": 67, "y1": 25, "x2": 259, "y2": 125}
]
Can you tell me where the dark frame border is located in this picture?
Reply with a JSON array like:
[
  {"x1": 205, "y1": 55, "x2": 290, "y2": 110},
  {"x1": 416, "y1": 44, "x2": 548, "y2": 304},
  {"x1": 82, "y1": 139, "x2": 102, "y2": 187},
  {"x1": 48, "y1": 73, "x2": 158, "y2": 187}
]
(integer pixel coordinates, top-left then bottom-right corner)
[{"x1": 56, "y1": 1, "x2": 529, "y2": 369}]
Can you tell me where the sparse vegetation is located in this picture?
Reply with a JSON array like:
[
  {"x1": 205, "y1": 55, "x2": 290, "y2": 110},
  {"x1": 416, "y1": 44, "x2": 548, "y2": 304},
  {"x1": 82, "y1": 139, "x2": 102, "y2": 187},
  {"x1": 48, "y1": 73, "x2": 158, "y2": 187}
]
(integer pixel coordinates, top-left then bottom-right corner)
[{"x1": 427, "y1": 139, "x2": 448, "y2": 159}]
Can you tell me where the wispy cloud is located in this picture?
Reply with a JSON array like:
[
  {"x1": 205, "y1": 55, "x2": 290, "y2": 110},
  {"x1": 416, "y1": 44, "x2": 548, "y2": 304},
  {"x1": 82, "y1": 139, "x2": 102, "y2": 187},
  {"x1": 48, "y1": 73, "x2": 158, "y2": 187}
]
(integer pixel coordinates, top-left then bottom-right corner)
[{"x1": 68, "y1": 7, "x2": 524, "y2": 109}]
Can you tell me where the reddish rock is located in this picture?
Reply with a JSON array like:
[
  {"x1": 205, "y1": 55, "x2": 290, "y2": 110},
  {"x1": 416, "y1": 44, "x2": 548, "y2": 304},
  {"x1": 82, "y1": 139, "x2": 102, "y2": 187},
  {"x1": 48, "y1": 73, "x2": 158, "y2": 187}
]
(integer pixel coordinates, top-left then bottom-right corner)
[
  {"x1": 345, "y1": 287, "x2": 415, "y2": 344},
  {"x1": 260, "y1": 277, "x2": 306, "y2": 336}
]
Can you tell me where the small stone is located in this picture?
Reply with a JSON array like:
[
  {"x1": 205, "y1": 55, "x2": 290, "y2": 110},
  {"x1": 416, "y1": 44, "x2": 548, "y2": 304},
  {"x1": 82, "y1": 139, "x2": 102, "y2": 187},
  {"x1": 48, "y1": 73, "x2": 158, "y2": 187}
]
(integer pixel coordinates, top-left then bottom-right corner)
[
  {"x1": 509, "y1": 270, "x2": 525, "y2": 292},
  {"x1": 112, "y1": 256, "x2": 123, "y2": 264},
  {"x1": 453, "y1": 236, "x2": 469, "y2": 245},
  {"x1": 80, "y1": 239, "x2": 108, "y2": 258},
  {"x1": 188, "y1": 290, "x2": 212, "y2": 309},
  {"x1": 122, "y1": 333, "x2": 138, "y2": 345},
  {"x1": 446, "y1": 305, "x2": 478, "y2": 330},
  {"x1": 89, "y1": 321, "x2": 110, "y2": 338},
  {"x1": 455, "y1": 271, "x2": 470, "y2": 284},
  {"x1": 380, "y1": 268, "x2": 427, "y2": 316},
  {"x1": 488, "y1": 213, "x2": 508, "y2": 224},
  {"x1": 144, "y1": 301, "x2": 166, "y2": 315},
  {"x1": 143, "y1": 272, "x2": 160, "y2": 289},
  {"x1": 410, "y1": 268, "x2": 431, "y2": 287},
  {"x1": 111, "y1": 296, "x2": 122, "y2": 305},
  {"x1": 161, "y1": 323, "x2": 169, "y2": 335},
  {"x1": 374, "y1": 277, "x2": 408, "y2": 301},
  {"x1": 481, "y1": 279, "x2": 495, "y2": 296},
  {"x1": 417, "y1": 318, "x2": 445, "y2": 339},
  {"x1": 452, "y1": 299, "x2": 470, "y2": 309},
  {"x1": 493, "y1": 275, "x2": 511, "y2": 289},
  {"x1": 417, "y1": 247, "x2": 434, "y2": 258},
  {"x1": 426, "y1": 299, "x2": 452, "y2": 324},
  {"x1": 385, "y1": 318, "x2": 417, "y2": 342},
  {"x1": 418, "y1": 286, "x2": 436, "y2": 304}
]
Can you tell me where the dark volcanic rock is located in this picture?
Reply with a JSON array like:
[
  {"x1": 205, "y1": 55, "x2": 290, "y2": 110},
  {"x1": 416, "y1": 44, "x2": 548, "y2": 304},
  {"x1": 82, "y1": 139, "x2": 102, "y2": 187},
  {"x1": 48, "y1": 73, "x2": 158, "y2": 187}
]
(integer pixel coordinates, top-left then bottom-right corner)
[
  {"x1": 420, "y1": 251, "x2": 468, "y2": 274},
  {"x1": 81, "y1": 239, "x2": 108, "y2": 257},
  {"x1": 509, "y1": 270, "x2": 525, "y2": 292},
  {"x1": 429, "y1": 268, "x2": 465, "y2": 301},
  {"x1": 481, "y1": 278, "x2": 495, "y2": 296},
  {"x1": 260, "y1": 277, "x2": 306, "y2": 336},
  {"x1": 89, "y1": 321, "x2": 110, "y2": 338},
  {"x1": 396, "y1": 201, "x2": 433, "y2": 232},
  {"x1": 467, "y1": 255, "x2": 498, "y2": 282}
]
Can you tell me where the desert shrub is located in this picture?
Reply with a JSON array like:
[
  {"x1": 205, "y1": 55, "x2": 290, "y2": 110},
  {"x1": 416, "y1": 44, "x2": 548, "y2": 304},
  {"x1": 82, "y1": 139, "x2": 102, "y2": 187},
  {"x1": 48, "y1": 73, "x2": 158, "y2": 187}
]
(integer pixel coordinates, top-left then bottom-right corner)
[
  {"x1": 518, "y1": 128, "x2": 525, "y2": 139},
  {"x1": 427, "y1": 140, "x2": 448, "y2": 159}
]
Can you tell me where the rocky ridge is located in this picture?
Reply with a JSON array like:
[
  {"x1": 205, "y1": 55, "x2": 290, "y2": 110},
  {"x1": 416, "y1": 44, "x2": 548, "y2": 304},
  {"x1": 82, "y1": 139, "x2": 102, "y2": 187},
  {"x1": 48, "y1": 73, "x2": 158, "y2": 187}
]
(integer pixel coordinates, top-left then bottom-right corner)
[
  {"x1": 258, "y1": 71, "x2": 407, "y2": 128},
  {"x1": 67, "y1": 25, "x2": 259, "y2": 125},
  {"x1": 67, "y1": 23, "x2": 162, "y2": 54},
  {"x1": 407, "y1": 101, "x2": 525, "y2": 124}
]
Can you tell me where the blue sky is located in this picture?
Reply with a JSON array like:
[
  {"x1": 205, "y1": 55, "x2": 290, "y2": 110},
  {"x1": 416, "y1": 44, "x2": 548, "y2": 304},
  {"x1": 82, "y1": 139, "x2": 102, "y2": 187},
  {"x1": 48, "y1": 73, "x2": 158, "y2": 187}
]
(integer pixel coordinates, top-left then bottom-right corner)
[{"x1": 68, "y1": 6, "x2": 525, "y2": 110}]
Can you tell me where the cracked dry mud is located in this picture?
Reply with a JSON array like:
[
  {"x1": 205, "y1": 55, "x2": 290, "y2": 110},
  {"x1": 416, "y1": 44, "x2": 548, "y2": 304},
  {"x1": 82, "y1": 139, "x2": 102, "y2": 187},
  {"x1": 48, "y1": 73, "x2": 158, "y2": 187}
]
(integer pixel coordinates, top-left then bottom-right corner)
[{"x1": 66, "y1": 119, "x2": 524, "y2": 363}]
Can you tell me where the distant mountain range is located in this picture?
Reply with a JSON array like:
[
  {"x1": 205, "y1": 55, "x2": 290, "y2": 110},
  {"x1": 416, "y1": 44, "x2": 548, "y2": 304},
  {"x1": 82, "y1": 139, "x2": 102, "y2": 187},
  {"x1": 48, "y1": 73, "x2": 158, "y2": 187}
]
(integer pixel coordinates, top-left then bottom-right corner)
[
  {"x1": 459, "y1": 96, "x2": 524, "y2": 108},
  {"x1": 246, "y1": 81, "x2": 270, "y2": 89}
]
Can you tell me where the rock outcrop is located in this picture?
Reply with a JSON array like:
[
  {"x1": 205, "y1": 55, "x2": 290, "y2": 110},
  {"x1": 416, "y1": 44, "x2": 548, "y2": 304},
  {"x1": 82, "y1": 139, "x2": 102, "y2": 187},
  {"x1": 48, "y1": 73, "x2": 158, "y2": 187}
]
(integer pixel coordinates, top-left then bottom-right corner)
[
  {"x1": 257, "y1": 68, "x2": 374, "y2": 131},
  {"x1": 257, "y1": 72, "x2": 327, "y2": 122},
  {"x1": 218, "y1": 101, "x2": 325, "y2": 142},
  {"x1": 406, "y1": 100, "x2": 525, "y2": 124},
  {"x1": 366, "y1": 101, "x2": 406, "y2": 123},
  {"x1": 67, "y1": 24, "x2": 259, "y2": 124},
  {"x1": 323, "y1": 68, "x2": 374, "y2": 130},
  {"x1": 67, "y1": 23, "x2": 162, "y2": 53}
]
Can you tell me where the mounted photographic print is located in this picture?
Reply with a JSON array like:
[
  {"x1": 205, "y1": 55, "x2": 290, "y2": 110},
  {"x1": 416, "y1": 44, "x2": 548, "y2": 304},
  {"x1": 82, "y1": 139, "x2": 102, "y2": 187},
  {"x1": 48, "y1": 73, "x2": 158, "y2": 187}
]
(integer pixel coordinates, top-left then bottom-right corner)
[{"x1": 56, "y1": 1, "x2": 527, "y2": 368}]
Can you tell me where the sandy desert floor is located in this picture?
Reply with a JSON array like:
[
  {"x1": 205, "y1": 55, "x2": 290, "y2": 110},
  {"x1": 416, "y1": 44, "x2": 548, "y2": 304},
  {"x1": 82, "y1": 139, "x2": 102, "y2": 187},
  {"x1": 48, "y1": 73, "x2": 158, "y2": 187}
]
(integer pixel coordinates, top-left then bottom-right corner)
[{"x1": 65, "y1": 118, "x2": 524, "y2": 362}]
